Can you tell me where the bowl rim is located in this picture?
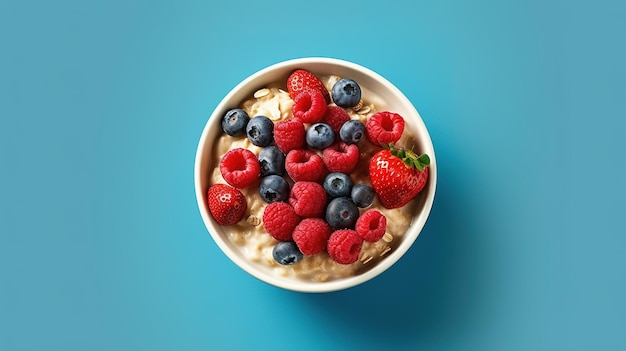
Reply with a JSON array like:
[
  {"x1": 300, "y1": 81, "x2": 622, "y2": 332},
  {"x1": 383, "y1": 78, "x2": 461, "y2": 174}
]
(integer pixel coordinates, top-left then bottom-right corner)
[{"x1": 194, "y1": 57, "x2": 437, "y2": 293}]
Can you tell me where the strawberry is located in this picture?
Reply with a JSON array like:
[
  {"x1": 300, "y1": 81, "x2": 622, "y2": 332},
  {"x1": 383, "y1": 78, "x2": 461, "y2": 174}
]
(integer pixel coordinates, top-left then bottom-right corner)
[
  {"x1": 368, "y1": 144, "x2": 430, "y2": 209},
  {"x1": 286, "y1": 69, "x2": 331, "y2": 104},
  {"x1": 207, "y1": 183, "x2": 247, "y2": 226}
]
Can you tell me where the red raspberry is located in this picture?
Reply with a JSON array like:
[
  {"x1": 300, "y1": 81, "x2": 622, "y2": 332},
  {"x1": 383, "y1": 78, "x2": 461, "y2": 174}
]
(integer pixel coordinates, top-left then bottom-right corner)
[
  {"x1": 321, "y1": 106, "x2": 351, "y2": 134},
  {"x1": 327, "y1": 229, "x2": 363, "y2": 264},
  {"x1": 355, "y1": 209, "x2": 387, "y2": 242},
  {"x1": 285, "y1": 149, "x2": 326, "y2": 183},
  {"x1": 292, "y1": 89, "x2": 327, "y2": 124},
  {"x1": 207, "y1": 183, "x2": 247, "y2": 226},
  {"x1": 365, "y1": 111, "x2": 405, "y2": 147},
  {"x1": 322, "y1": 142, "x2": 359, "y2": 174},
  {"x1": 262, "y1": 202, "x2": 301, "y2": 242},
  {"x1": 286, "y1": 69, "x2": 331, "y2": 104},
  {"x1": 288, "y1": 181, "x2": 327, "y2": 218},
  {"x1": 292, "y1": 218, "x2": 332, "y2": 255},
  {"x1": 219, "y1": 148, "x2": 261, "y2": 188},
  {"x1": 274, "y1": 118, "x2": 305, "y2": 154}
]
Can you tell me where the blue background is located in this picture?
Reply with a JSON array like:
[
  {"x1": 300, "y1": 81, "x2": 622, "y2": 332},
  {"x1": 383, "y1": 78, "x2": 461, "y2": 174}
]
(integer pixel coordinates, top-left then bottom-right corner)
[{"x1": 2, "y1": 0, "x2": 625, "y2": 350}]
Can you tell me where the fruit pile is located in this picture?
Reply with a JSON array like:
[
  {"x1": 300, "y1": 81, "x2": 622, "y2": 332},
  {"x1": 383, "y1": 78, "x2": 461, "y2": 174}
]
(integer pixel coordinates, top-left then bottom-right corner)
[{"x1": 207, "y1": 69, "x2": 430, "y2": 266}]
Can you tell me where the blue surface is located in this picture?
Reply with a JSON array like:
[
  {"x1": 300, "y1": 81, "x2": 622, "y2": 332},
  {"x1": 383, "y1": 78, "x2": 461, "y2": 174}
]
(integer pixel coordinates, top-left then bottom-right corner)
[{"x1": 2, "y1": 1, "x2": 625, "y2": 350}]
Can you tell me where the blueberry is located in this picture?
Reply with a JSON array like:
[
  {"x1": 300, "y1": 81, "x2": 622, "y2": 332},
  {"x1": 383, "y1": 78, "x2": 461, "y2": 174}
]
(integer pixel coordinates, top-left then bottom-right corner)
[
  {"x1": 306, "y1": 123, "x2": 334, "y2": 149},
  {"x1": 351, "y1": 183, "x2": 375, "y2": 208},
  {"x1": 246, "y1": 115, "x2": 274, "y2": 147},
  {"x1": 222, "y1": 109, "x2": 250, "y2": 137},
  {"x1": 258, "y1": 146, "x2": 285, "y2": 177},
  {"x1": 323, "y1": 172, "x2": 352, "y2": 198},
  {"x1": 272, "y1": 241, "x2": 303, "y2": 265},
  {"x1": 331, "y1": 78, "x2": 361, "y2": 108},
  {"x1": 325, "y1": 197, "x2": 359, "y2": 230},
  {"x1": 339, "y1": 120, "x2": 366, "y2": 144},
  {"x1": 259, "y1": 175, "x2": 290, "y2": 203}
]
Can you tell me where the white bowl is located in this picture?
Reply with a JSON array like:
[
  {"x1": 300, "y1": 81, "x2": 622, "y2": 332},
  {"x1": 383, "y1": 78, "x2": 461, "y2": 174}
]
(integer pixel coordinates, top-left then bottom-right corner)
[{"x1": 194, "y1": 57, "x2": 437, "y2": 293}]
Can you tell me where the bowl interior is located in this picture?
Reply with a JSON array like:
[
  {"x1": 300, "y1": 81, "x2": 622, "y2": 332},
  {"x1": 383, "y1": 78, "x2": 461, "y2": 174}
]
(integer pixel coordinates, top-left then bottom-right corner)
[{"x1": 194, "y1": 57, "x2": 437, "y2": 293}]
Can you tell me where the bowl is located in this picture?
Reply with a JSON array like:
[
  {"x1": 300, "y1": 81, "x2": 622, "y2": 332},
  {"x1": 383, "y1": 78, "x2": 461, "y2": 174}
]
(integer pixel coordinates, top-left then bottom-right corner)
[{"x1": 194, "y1": 57, "x2": 437, "y2": 293}]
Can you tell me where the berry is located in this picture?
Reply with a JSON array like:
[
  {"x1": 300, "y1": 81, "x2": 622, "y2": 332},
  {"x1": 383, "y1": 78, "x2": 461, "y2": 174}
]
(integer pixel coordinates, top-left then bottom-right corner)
[
  {"x1": 285, "y1": 149, "x2": 326, "y2": 183},
  {"x1": 219, "y1": 148, "x2": 260, "y2": 188},
  {"x1": 258, "y1": 146, "x2": 285, "y2": 177},
  {"x1": 355, "y1": 210, "x2": 387, "y2": 242},
  {"x1": 286, "y1": 69, "x2": 331, "y2": 104},
  {"x1": 306, "y1": 122, "x2": 335, "y2": 150},
  {"x1": 365, "y1": 111, "x2": 405, "y2": 146},
  {"x1": 292, "y1": 89, "x2": 327, "y2": 123},
  {"x1": 339, "y1": 119, "x2": 366, "y2": 144},
  {"x1": 207, "y1": 183, "x2": 247, "y2": 226},
  {"x1": 325, "y1": 197, "x2": 359, "y2": 230},
  {"x1": 289, "y1": 181, "x2": 327, "y2": 218},
  {"x1": 272, "y1": 241, "x2": 303, "y2": 265},
  {"x1": 321, "y1": 106, "x2": 351, "y2": 135},
  {"x1": 246, "y1": 115, "x2": 274, "y2": 147},
  {"x1": 323, "y1": 172, "x2": 352, "y2": 198},
  {"x1": 274, "y1": 118, "x2": 305, "y2": 153},
  {"x1": 321, "y1": 142, "x2": 359, "y2": 174},
  {"x1": 292, "y1": 218, "x2": 332, "y2": 255},
  {"x1": 369, "y1": 145, "x2": 430, "y2": 209},
  {"x1": 331, "y1": 78, "x2": 361, "y2": 108},
  {"x1": 351, "y1": 183, "x2": 375, "y2": 208},
  {"x1": 262, "y1": 202, "x2": 301, "y2": 242},
  {"x1": 221, "y1": 108, "x2": 250, "y2": 137},
  {"x1": 259, "y1": 174, "x2": 290, "y2": 203},
  {"x1": 327, "y1": 229, "x2": 363, "y2": 265}
]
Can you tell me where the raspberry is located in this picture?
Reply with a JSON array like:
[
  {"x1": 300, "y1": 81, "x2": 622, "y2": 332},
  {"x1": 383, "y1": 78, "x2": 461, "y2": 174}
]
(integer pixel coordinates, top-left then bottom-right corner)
[
  {"x1": 327, "y1": 229, "x2": 363, "y2": 264},
  {"x1": 322, "y1": 142, "x2": 359, "y2": 174},
  {"x1": 285, "y1": 149, "x2": 326, "y2": 183},
  {"x1": 262, "y1": 202, "x2": 301, "y2": 242},
  {"x1": 292, "y1": 89, "x2": 327, "y2": 123},
  {"x1": 355, "y1": 209, "x2": 387, "y2": 242},
  {"x1": 365, "y1": 111, "x2": 405, "y2": 147},
  {"x1": 288, "y1": 181, "x2": 327, "y2": 218},
  {"x1": 219, "y1": 148, "x2": 261, "y2": 188},
  {"x1": 321, "y1": 106, "x2": 351, "y2": 134},
  {"x1": 292, "y1": 218, "x2": 332, "y2": 255},
  {"x1": 274, "y1": 118, "x2": 305, "y2": 154}
]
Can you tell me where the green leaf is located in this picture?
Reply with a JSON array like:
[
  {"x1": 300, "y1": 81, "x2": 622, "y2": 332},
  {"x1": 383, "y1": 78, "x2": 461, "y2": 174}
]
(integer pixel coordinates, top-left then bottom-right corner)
[{"x1": 418, "y1": 154, "x2": 431, "y2": 166}]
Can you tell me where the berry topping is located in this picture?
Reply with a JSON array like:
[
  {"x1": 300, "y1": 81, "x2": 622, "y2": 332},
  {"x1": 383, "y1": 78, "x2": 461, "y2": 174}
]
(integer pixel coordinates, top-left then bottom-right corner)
[
  {"x1": 323, "y1": 172, "x2": 352, "y2": 198},
  {"x1": 262, "y1": 202, "x2": 301, "y2": 242},
  {"x1": 305, "y1": 122, "x2": 335, "y2": 150},
  {"x1": 219, "y1": 148, "x2": 260, "y2": 188},
  {"x1": 289, "y1": 181, "x2": 327, "y2": 218},
  {"x1": 274, "y1": 118, "x2": 305, "y2": 154},
  {"x1": 351, "y1": 183, "x2": 375, "y2": 208},
  {"x1": 221, "y1": 108, "x2": 250, "y2": 137},
  {"x1": 292, "y1": 218, "x2": 332, "y2": 255},
  {"x1": 207, "y1": 183, "x2": 247, "y2": 226},
  {"x1": 327, "y1": 229, "x2": 363, "y2": 265},
  {"x1": 258, "y1": 146, "x2": 286, "y2": 177},
  {"x1": 331, "y1": 78, "x2": 362, "y2": 108},
  {"x1": 272, "y1": 241, "x2": 303, "y2": 265},
  {"x1": 325, "y1": 197, "x2": 359, "y2": 230},
  {"x1": 292, "y1": 89, "x2": 327, "y2": 123},
  {"x1": 258, "y1": 174, "x2": 290, "y2": 203},
  {"x1": 321, "y1": 105, "x2": 351, "y2": 135},
  {"x1": 246, "y1": 115, "x2": 274, "y2": 147},
  {"x1": 339, "y1": 119, "x2": 366, "y2": 144},
  {"x1": 369, "y1": 144, "x2": 430, "y2": 209},
  {"x1": 365, "y1": 111, "x2": 405, "y2": 147},
  {"x1": 286, "y1": 69, "x2": 331, "y2": 104},
  {"x1": 285, "y1": 149, "x2": 326, "y2": 183},
  {"x1": 321, "y1": 142, "x2": 359, "y2": 174},
  {"x1": 355, "y1": 209, "x2": 387, "y2": 242}
]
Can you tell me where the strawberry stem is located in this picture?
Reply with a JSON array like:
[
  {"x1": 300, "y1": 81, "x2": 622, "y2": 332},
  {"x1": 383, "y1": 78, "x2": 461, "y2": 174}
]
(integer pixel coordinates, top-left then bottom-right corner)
[{"x1": 385, "y1": 143, "x2": 430, "y2": 172}]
